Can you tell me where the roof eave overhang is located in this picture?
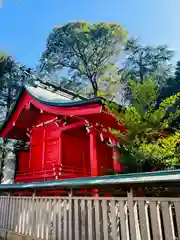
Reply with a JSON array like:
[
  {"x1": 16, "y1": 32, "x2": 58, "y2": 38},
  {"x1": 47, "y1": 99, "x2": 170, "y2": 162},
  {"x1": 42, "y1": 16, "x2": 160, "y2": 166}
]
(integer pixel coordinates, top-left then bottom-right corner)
[{"x1": 0, "y1": 87, "x2": 103, "y2": 139}]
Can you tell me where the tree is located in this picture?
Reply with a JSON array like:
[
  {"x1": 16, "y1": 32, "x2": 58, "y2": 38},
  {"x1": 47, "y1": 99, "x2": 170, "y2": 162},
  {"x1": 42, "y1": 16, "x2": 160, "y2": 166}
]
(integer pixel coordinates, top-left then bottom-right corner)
[
  {"x1": 40, "y1": 21, "x2": 127, "y2": 97},
  {"x1": 159, "y1": 61, "x2": 180, "y2": 102},
  {"x1": 108, "y1": 78, "x2": 180, "y2": 173},
  {"x1": 120, "y1": 39, "x2": 174, "y2": 101},
  {"x1": 0, "y1": 55, "x2": 32, "y2": 118},
  {"x1": 0, "y1": 54, "x2": 34, "y2": 183}
]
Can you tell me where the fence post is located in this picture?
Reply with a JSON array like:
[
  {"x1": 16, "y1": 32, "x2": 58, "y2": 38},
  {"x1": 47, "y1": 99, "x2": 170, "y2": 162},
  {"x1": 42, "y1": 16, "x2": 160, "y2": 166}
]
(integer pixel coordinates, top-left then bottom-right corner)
[
  {"x1": 69, "y1": 189, "x2": 73, "y2": 240},
  {"x1": 127, "y1": 187, "x2": 136, "y2": 240}
]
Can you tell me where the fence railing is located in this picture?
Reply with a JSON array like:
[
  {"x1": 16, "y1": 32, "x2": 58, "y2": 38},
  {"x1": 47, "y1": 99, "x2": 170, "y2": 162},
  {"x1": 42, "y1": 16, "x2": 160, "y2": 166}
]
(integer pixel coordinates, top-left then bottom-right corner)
[
  {"x1": 0, "y1": 194, "x2": 180, "y2": 240},
  {"x1": 15, "y1": 164, "x2": 91, "y2": 183}
]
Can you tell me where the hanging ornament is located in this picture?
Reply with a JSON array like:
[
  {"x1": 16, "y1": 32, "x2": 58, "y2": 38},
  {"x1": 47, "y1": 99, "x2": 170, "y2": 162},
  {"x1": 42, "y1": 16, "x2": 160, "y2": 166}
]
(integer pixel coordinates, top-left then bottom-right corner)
[
  {"x1": 26, "y1": 133, "x2": 30, "y2": 138},
  {"x1": 109, "y1": 138, "x2": 113, "y2": 145},
  {"x1": 63, "y1": 121, "x2": 67, "y2": 126},
  {"x1": 100, "y1": 133, "x2": 104, "y2": 142},
  {"x1": 85, "y1": 126, "x2": 90, "y2": 133}
]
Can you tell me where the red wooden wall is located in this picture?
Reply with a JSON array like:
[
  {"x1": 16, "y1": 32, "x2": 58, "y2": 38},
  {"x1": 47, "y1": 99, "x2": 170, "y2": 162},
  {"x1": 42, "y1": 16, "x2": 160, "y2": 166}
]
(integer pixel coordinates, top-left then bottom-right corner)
[
  {"x1": 16, "y1": 111, "x2": 115, "y2": 182},
  {"x1": 62, "y1": 133, "x2": 90, "y2": 173},
  {"x1": 97, "y1": 140, "x2": 113, "y2": 175}
]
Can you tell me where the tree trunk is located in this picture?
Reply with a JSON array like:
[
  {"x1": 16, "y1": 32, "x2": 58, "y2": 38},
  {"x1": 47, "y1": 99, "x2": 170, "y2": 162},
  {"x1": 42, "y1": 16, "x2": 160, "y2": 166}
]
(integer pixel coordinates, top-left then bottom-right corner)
[
  {"x1": 91, "y1": 74, "x2": 98, "y2": 97},
  {"x1": 6, "y1": 86, "x2": 12, "y2": 118},
  {"x1": 1, "y1": 140, "x2": 16, "y2": 184}
]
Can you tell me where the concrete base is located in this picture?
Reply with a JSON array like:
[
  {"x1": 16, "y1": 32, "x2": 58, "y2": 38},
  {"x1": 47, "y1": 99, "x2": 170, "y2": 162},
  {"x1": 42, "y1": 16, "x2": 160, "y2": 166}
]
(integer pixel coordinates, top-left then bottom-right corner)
[{"x1": 0, "y1": 230, "x2": 33, "y2": 240}]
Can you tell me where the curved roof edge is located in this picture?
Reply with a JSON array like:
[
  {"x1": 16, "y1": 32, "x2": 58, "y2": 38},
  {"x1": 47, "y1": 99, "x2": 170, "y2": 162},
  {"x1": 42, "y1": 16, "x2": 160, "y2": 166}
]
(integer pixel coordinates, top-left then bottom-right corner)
[
  {"x1": 0, "y1": 83, "x2": 104, "y2": 136},
  {"x1": 24, "y1": 83, "x2": 103, "y2": 107}
]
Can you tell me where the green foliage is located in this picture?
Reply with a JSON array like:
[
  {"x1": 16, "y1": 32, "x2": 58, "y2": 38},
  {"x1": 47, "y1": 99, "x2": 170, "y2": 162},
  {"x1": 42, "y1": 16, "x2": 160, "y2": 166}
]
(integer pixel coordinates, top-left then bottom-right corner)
[
  {"x1": 0, "y1": 54, "x2": 32, "y2": 117},
  {"x1": 159, "y1": 61, "x2": 180, "y2": 101},
  {"x1": 108, "y1": 78, "x2": 180, "y2": 172},
  {"x1": 40, "y1": 21, "x2": 127, "y2": 97},
  {"x1": 140, "y1": 132, "x2": 180, "y2": 168},
  {"x1": 120, "y1": 39, "x2": 174, "y2": 101}
]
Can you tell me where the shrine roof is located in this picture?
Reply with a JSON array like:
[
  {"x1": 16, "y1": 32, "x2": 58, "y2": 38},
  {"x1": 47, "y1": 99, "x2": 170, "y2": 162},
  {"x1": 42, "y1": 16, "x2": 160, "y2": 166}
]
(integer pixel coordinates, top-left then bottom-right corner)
[
  {"x1": 24, "y1": 82, "x2": 102, "y2": 107},
  {"x1": 0, "y1": 80, "x2": 123, "y2": 139},
  {"x1": 0, "y1": 82, "x2": 105, "y2": 138}
]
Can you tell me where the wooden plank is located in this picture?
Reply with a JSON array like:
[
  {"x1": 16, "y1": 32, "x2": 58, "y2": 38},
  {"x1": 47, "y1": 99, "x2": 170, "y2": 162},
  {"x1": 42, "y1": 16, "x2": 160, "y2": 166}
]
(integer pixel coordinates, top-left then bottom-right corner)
[
  {"x1": 102, "y1": 200, "x2": 109, "y2": 240},
  {"x1": 45, "y1": 199, "x2": 50, "y2": 240},
  {"x1": 52, "y1": 200, "x2": 57, "y2": 240},
  {"x1": 28, "y1": 198, "x2": 33, "y2": 237},
  {"x1": 63, "y1": 199, "x2": 68, "y2": 240},
  {"x1": 1, "y1": 197, "x2": 6, "y2": 229},
  {"x1": 161, "y1": 202, "x2": 173, "y2": 240},
  {"x1": 10, "y1": 198, "x2": 15, "y2": 231},
  {"x1": 174, "y1": 202, "x2": 180, "y2": 239},
  {"x1": 32, "y1": 198, "x2": 37, "y2": 238},
  {"x1": 47, "y1": 199, "x2": 52, "y2": 240},
  {"x1": 24, "y1": 198, "x2": 28, "y2": 235},
  {"x1": 127, "y1": 190, "x2": 136, "y2": 240},
  {"x1": 6, "y1": 197, "x2": 12, "y2": 230},
  {"x1": 81, "y1": 199, "x2": 87, "y2": 240},
  {"x1": 2, "y1": 197, "x2": 5, "y2": 229},
  {"x1": 14, "y1": 198, "x2": 19, "y2": 232},
  {"x1": 149, "y1": 202, "x2": 160, "y2": 240},
  {"x1": 4, "y1": 196, "x2": 8, "y2": 229},
  {"x1": 87, "y1": 200, "x2": 93, "y2": 240},
  {"x1": 138, "y1": 201, "x2": 148, "y2": 240},
  {"x1": 21, "y1": 198, "x2": 26, "y2": 235},
  {"x1": 38, "y1": 198, "x2": 43, "y2": 239},
  {"x1": 58, "y1": 199, "x2": 62, "y2": 240},
  {"x1": 2, "y1": 197, "x2": 7, "y2": 229},
  {"x1": 0, "y1": 197, "x2": 2, "y2": 228},
  {"x1": 119, "y1": 200, "x2": 127, "y2": 240},
  {"x1": 74, "y1": 199, "x2": 80, "y2": 240},
  {"x1": 110, "y1": 200, "x2": 117, "y2": 240},
  {"x1": 95, "y1": 199, "x2": 101, "y2": 240},
  {"x1": 41, "y1": 199, "x2": 46, "y2": 239},
  {"x1": 25, "y1": 198, "x2": 30, "y2": 236},
  {"x1": 17, "y1": 198, "x2": 22, "y2": 233},
  {"x1": 68, "y1": 198, "x2": 73, "y2": 240},
  {"x1": 36, "y1": 198, "x2": 41, "y2": 239}
]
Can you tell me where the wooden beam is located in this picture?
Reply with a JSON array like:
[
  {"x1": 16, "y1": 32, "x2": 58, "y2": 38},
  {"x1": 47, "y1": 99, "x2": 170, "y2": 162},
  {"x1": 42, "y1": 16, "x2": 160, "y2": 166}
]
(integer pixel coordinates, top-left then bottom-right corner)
[{"x1": 61, "y1": 121, "x2": 85, "y2": 131}]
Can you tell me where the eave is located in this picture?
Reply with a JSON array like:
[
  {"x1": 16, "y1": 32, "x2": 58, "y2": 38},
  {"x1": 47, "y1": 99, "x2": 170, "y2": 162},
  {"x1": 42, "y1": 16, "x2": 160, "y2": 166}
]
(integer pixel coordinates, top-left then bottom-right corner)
[{"x1": 0, "y1": 84, "x2": 103, "y2": 139}]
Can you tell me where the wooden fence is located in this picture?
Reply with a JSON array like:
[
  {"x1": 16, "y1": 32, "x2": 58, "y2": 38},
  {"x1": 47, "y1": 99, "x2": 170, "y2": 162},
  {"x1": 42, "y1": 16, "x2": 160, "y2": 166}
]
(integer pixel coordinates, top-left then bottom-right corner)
[{"x1": 0, "y1": 194, "x2": 180, "y2": 240}]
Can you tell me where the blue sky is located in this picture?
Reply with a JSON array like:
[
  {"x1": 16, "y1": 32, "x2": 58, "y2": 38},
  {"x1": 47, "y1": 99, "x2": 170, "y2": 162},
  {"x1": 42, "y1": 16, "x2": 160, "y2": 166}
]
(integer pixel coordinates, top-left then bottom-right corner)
[{"x1": 0, "y1": 0, "x2": 180, "y2": 67}]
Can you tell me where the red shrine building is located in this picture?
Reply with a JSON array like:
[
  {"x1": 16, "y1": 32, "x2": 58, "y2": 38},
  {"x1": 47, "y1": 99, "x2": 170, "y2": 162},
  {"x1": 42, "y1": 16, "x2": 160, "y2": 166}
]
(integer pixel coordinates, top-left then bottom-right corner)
[{"x1": 0, "y1": 82, "x2": 124, "y2": 183}]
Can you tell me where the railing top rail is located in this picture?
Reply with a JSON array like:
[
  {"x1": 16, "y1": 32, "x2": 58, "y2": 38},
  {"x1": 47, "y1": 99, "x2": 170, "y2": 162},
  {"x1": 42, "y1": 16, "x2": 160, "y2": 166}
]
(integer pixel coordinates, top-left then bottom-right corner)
[{"x1": 1, "y1": 169, "x2": 180, "y2": 191}]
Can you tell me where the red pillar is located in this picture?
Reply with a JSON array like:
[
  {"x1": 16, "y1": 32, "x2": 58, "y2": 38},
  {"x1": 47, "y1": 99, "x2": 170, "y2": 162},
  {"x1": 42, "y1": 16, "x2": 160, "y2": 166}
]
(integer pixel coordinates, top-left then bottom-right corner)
[
  {"x1": 89, "y1": 130, "x2": 98, "y2": 197},
  {"x1": 90, "y1": 130, "x2": 98, "y2": 176},
  {"x1": 42, "y1": 127, "x2": 46, "y2": 169},
  {"x1": 58, "y1": 131, "x2": 63, "y2": 179}
]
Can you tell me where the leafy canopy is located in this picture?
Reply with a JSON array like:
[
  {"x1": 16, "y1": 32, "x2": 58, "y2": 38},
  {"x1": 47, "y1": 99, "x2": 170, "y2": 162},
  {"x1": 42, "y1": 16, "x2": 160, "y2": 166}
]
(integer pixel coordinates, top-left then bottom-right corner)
[
  {"x1": 120, "y1": 39, "x2": 174, "y2": 102},
  {"x1": 159, "y1": 61, "x2": 180, "y2": 101},
  {"x1": 40, "y1": 21, "x2": 127, "y2": 96},
  {"x1": 108, "y1": 78, "x2": 180, "y2": 172}
]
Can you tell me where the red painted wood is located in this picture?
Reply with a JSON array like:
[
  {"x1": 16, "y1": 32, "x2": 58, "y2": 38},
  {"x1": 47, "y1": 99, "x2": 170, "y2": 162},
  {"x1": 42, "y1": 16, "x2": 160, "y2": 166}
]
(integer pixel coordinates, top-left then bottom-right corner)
[
  {"x1": 62, "y1": 133, "x2": 90, "y2": 171},
  {"x1": 29, "y1": 93, "x2": 102, "y2": 116},
  {"x1": 90, "y1": 131, "x2": 98, "y2": 176},
  {"x1": 0, "y1": 92, "x2": 30, "y2": 138},
  {"x1": 1, "y1": 88, "x2": 126, "y2": 185},
  {"x1": 97, "y1": 140, "x2": 113, "y2": 175},
  {"x1": 0, "y1": 90, "x2": 101, "y2": 139},
  {"x1": 18, "y1": 151, "x2": 30, "y2": 171}
]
